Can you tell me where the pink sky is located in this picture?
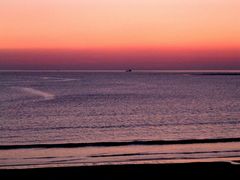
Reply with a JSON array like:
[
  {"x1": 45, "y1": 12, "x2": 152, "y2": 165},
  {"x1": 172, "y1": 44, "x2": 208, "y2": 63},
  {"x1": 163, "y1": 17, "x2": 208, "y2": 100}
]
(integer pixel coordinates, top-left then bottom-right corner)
[{"x1": 0, "y1": 0, "x2": 239, "y2": 69}]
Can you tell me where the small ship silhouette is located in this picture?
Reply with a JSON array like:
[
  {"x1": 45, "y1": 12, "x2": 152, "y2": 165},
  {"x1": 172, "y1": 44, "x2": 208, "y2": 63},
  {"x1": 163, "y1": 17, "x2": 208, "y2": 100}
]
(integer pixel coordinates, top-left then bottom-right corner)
[{"x1": 126, "y1": 69, "x2": 132, "y2": 72}]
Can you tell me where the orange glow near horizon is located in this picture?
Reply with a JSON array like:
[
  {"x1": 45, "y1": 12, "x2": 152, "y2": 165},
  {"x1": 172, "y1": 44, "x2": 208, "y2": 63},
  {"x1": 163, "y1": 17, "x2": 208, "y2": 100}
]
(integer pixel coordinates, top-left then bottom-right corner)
[
  {"x1": 1, "y1": 0, "x2": 240, "y2": 50},
  {"x1": 0, "y1": 0, "x2": 240, "y2": 70}
]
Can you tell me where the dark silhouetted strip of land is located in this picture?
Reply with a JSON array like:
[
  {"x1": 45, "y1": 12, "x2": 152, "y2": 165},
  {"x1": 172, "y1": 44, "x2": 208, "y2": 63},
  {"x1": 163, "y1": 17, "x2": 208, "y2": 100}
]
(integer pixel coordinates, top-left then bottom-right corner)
[
  {"x1": 193, "y1": 73, "x2": 240, "y2": 76},
  {"x1": 0, "y1": 162, "x2": 240, "y2": 179}
]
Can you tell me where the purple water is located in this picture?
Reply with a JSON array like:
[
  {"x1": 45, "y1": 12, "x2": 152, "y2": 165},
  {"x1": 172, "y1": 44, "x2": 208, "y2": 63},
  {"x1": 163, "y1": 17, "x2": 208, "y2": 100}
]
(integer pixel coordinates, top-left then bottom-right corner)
[{"x1": 0, "y1": 71, "x2": 240, "y2": 168}]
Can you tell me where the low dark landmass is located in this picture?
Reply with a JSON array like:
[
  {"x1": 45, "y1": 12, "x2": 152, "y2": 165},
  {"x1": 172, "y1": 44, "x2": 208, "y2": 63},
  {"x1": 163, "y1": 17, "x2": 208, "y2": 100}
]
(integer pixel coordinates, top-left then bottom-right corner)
[
  {"x1": 1, "y1": 137, "x2": 240, "y2": 150},
  {"x1": 0, "y1": 162, "x2": 240, "y2": 179},
  {"x1": 193, "y1": 73, "x2": 240, "y2": 76}
]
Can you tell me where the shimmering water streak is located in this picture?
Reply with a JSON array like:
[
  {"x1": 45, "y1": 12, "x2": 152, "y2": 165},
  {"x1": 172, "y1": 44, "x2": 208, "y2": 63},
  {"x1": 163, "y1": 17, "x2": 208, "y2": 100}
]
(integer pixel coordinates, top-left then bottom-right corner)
[{"x1": 19, "y1": 87, "x2": 55, "y2": 100}]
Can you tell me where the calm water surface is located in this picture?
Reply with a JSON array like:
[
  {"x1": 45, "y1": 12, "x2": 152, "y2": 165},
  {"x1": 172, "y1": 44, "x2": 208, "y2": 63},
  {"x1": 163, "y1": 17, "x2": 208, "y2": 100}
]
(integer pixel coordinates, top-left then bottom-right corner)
[{"x1": 0, "y1": 71, "x2": 240, "y2": 168}]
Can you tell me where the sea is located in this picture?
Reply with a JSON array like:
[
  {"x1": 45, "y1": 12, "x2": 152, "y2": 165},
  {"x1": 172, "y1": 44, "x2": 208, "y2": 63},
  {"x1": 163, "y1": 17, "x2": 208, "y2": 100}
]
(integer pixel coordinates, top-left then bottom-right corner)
[{"x1": 0, "y1": 70, "x2": 240, "y2": 169}]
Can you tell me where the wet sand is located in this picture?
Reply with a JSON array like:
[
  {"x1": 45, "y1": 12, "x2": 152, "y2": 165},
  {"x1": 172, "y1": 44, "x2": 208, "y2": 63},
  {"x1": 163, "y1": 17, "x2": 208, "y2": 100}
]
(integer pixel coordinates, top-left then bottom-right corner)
[{"x1": 0, "y1": 162, "x2": 239, "y2": 179}]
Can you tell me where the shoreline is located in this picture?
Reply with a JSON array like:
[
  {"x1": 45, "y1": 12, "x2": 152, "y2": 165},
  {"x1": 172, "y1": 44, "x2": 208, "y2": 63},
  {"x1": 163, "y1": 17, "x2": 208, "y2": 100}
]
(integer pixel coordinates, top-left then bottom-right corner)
[
  {"x1": 1, "y1": 162, "x2": 240, "y2": 179},
  {"x1": 1, "y1": 137, "x2": 240, "y2": 150}
]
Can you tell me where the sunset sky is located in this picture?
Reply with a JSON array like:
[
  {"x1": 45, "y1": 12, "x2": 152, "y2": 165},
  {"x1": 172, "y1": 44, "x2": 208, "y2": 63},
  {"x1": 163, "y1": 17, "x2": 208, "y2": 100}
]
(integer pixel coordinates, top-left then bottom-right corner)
[{"x1": 0, "y1": 0, "x2": 240, "y2": 70}]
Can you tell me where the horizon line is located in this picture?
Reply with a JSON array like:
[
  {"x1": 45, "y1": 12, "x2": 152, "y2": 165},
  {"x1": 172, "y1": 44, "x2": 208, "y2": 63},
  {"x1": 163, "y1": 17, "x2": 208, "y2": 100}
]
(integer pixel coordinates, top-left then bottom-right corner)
[{"x1": 1, "y1": 69, "x2": 240, "y2": 72}]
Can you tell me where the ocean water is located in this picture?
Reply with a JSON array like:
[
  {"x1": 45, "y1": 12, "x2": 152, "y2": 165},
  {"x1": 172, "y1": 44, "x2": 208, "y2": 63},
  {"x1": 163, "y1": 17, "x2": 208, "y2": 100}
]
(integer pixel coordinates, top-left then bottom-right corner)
[{"x1": 0, "y1": 71, "x2": 240, "y2": 169}]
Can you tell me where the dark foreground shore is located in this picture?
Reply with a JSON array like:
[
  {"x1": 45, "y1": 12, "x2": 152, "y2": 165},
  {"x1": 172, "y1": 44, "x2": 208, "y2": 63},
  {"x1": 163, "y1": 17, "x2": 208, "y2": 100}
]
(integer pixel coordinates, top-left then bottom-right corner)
[{"x1": 1, "y1": 162, "x2": 240, "y2": 179}]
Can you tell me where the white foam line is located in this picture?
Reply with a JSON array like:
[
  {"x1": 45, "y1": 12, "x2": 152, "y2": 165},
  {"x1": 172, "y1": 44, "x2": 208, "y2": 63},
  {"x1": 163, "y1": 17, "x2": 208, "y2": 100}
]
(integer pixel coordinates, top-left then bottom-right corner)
[
  {"x1": 229, "y1": 161, "x2": 240, "y2": 165},
  {"x1": 41, "y1": 77, "x2": 76, "y2": 82},
  {"x1": 20, "y1": 87, "x2": 55, "y2": 100},
  {"x1": 57, "y1": 78, "x2": 76, "y2": 82}
]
